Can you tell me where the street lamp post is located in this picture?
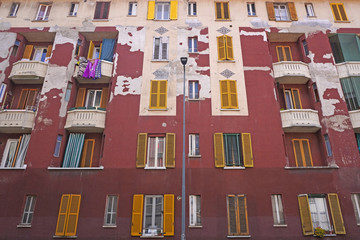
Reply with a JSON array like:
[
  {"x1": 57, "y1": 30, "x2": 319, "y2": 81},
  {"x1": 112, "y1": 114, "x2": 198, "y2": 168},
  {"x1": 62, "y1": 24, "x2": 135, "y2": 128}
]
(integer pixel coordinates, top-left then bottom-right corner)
[{"x1": 180, "y1": 57, "x2": 188, "y2": 240}]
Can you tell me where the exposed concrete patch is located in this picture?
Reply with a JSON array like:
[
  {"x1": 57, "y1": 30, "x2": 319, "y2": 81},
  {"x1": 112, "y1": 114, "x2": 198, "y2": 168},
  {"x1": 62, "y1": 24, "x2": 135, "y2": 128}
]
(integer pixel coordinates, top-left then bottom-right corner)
[
  {"x1": 322, "y1": 115, "x2": 351, "y2": 132},
  {"x1": 29, "y1": 27, "x2": 44, "y2": 31},
  {"x1": 112, "y1": 53, "x2": 119, "y2": 77},
  {"x1": 323, "y1": 53, "x2": 332, "y2": 59},
  {"x1": 185, "y1": 19, "x2": 203, "y2": 28},
  {"x1": 116, "y1": 26, "x2": 145, "y2": 52},
  {"x1": 114, "y1": 76, "x2": 142, "y2": 96},
  {"x1": 0, "y1": 22, "x2": 11, "y2": 31},
  {"x1": 79, "y1": 19, "x2": 96, "y2": 32},
  {"x1": 37, "y1": 116, "x2": 53, "y2": 126},
  {"x1": 243, "y1": 66, "x2": 272, "y2": 71},
  {"x1": 0, "y1": 32, "x2": 16, "y2": 84},
  {"x1": 250, "y1": 18, "x2": 270, "y2": 29},
  {"x1": 288, "y1": 19, "x2": 333, "y2": 34},
  {"x1": 240, "y1": 30, "x2": 267, "y2": 41}
]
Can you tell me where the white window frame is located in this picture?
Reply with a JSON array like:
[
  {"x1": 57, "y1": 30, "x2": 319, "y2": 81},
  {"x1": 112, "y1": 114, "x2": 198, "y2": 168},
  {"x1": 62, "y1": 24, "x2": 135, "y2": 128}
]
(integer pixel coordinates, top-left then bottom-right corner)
[
  {"x1": 188, "y1": 37, "x2": 198, "y2": 53},
  {"x1": 153, "y1": 37, "x2": 168, "y2": 61},
  {"x1": 20, "y1": 195, "x2": 36, "y2": 225},
  {"x1": 284, "y1": 90, "x2": 294, "y2": 109},
  {"x1": 324, "y1": 134, "x2": 333, "y2": 157},
  {"x1": 32, "y1": 47, "x2": 47, "y2": 62},
  {"x1": 189, "y1": 195, "x2": 201, "y2": 227},
  {"x1": 188, "y1": 2, "x2": 197, "y2": 16},
  {"x1": 271, "y1": 194, "x2": 286, "y2": 226},
  {"x1": 9, "y1": 2, "x2": 20, "y2": 17},
  {"x1": 104, "y1": 195, "x2": 118, "y2": 226},
  {"x1": 247, "y1": 2, "x2": 256, "y2": 16},
  {"x1": 69, "y1": 3, "x2": 79, "y2": 16},
  {"x1": 308, "y1": 196, "x2": 332, "y2": 231},
  {"x1": 128, "y1": 2, "x2": 137, "y2": 16},
  {"x1": 351, "y1": 193, "x2": 360, "y2": 225},
  {"x1": 143, "y1": 195, "x2": 163, "y2": 236},
  {"x1": 189, "y1": 80, "x2": 199, "y2": 100},
  {"x1": 35, "y1": 3, "x2": 51, "y2": 21},
  {"x1": 305, "y1": 3, "x2": 315, "y2": 17},
  {"x1": 274, "y1": 3, "x2": 289, "y2": 21},
  {"x1": 1, "y1": 139, "x2": 19, "y2": 168},
  {"x1": 155, "y1": 2, "x2": 170, "y2": 20},
  {"x1": 53, "y1": 135, "x2": 63, "y2": 157},
  {"x1": 146, "y1": 136, "x2": 166, "y2": 169},
  {"x1": 189, "y1": 134, "x2": 200, "y2": 156},
  {"x1": 85, "y1": 89, "x2": 102, "y2": 108}
]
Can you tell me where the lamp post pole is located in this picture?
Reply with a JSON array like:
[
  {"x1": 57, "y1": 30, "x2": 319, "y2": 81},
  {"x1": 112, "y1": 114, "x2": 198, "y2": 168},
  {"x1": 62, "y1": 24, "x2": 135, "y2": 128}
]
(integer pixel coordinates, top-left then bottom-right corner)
[{"x1": 180, "y1": 57, "x2": 188, "y2": 240}]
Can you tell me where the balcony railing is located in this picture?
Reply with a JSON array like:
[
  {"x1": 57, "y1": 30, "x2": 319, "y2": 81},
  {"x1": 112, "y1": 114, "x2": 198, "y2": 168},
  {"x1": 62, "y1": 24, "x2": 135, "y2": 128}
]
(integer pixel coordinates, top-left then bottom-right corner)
[
  {"x1": 349, "y1": 109, "x2": 360, "y2": 133},
  {"x1": 336, "y1": 62, "x2": 360, "y2": 79},
  {"x1": 65, "y1": 109, "x2": 106, "y2": 133},
  {"x1": 0, "y1": 109, "x2": 36, "y2": 133},
  {"x1": 280, "y1": 109, "x2": 321, "y2": 133},
  {"x1": 9, "y1": 61, "x2": 48, "y2": 84},
  {"x1": 273, "y1": 61, "x2": 311, "y2": 84},
  {"x1": 74, "y1": 60, "x2": 113, "y2": 84}
]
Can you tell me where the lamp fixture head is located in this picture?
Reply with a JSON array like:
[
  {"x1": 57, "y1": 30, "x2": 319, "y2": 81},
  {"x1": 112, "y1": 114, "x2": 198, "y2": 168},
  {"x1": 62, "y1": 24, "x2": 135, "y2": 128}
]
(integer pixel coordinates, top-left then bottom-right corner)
[{"x1": 180, "y1": 57, "x2": 188, "y2": 66}]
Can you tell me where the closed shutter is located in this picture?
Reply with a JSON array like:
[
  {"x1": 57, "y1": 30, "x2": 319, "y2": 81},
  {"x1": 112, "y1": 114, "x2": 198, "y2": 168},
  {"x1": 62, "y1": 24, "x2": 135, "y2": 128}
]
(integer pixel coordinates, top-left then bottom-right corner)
[
  {"x1": 226, "y1": 35, "x2": 234, "y2": 60},
  {"x1": 223, "y1": 2, "x2": 230, "y2": 19},
  {"x1": 22, "y1": 45, "x2": 33, "y2": 59},
  {"x1": 292, "y1": 139, "x2": 303, "y2": 167},
  {"x1": 159, "y1": 80, "x2": 167, "y2": 108},
  {"x1": 298, "y1": 194, "x2": 314, "y2": 235},
  {"x1": 87, "y1": 41, "x2": 95, "y2": 59},
  {"x1": 147, "y1": 1, "x2": 155, "y2": 19},
  {"x1": 242, "y1": 133, "x2": 253, "y2": 167},
  {"x1": 150, "y1": 80, "x2": 158, "y2": 108},
  {"x1": 220, "y1": 80, "x2": 229, "y2": 108},
  {"x1": 65, "y1": 195, "x2": 81, "y2": 236},
  {"x1": 215, "y1": 2, "x2": 222, "y2": 19},
  {"x1": 284, "y1": 46, "x2": 292, "y2": 61},
  {"x1": 328, "y1": 193, "x2": 346, "y2": 234},
  {"x1": 55, "y1": 194, "x2": 71, "y2": 236},
  {"x1": 238, "y1": 195, "x2": 249, "y2": 235},
  {"x1": 75, "y1": 88, "x2": 86, "y2": 107},
  {"x1": 229, "y1": 80, "x2": 238, "y2": 108},
  {"x1": 17, "y1": 89, "x2": 29, "y2": 109},
  {"x1": 276, "y1": 46, "x2": 285, "y2": 62},
  {"x1": 165, "y1": 133, "x2": 175, "y2": 168},
  {"x1": 301, "y1": 140, "x2": 313, "y2": 167},
  {"x1": 80, "y1": 139, "x2": 95, "y2": 167},
  {"x1": 266, "y1": 2, "x2": 275, "y2": 21},
  {"x1": 337, "y1": 4, "x2": 348, "y2": 21},
  {"x1": 214, "y1": 133, "x2": 225, "y2": 167},
  {"x1": 26, "y1": 89, "x2": 38, "y2": 108},
  {"x1": 287, "y1": 2, "x2": 298, "y2": 21},
  {"x1": 131, "y1": 194, "x2": 144, "y2": 236},
  {"x1": 291, "y1": 89, "x2": 302, "y2": 109},
  {"x1": 163, "y1": 194, "x2": 174, "y2": 236},
  {"x1": 46, "y1": 44, "x2": 53, "y2": 58},
  {"x1": 217, "y1": 36, "x2": 226, "y2": 60},
  {"x1": 170, "y1": 0, "x2": 177, "y2": 20},
  {"x1": 100, "y1": 88, "x2": 109, "y2": 109},
  {"x1": 331, "y1": 4, "x2": 341, "y2": 21},
  {"x1": 136, "y1": 133, "x2": 147, "y2": 168},
  {"x1": 227, "y1": 195, "x2": 238, "y2": 235}
]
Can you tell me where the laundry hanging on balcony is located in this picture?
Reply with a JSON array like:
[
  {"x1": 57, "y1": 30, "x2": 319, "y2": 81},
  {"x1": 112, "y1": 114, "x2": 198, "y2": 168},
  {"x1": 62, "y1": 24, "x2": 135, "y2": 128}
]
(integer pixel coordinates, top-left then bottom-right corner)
[{"x1": 82, "y1": 58, "x2": 102, "y2": 80}]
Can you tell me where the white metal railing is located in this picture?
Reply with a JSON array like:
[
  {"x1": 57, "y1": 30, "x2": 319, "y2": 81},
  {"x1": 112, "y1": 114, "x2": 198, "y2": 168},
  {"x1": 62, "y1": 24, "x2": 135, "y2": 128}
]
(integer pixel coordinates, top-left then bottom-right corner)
[
  {"x1": 281, "y1": 109, "x2": 321, "y2": 130},
  {"x1": 9, "y1": 61, "x2": 48, "y2": 79},
  {"x1": 65, "y1": 109, "x2": 106, "y2": 131},
  {"x1": 336, "y1": 62, "x2": 360, "y2": 78},
  {"x1": 349, "y1": 109, "x2": 360, "y2": 130},
  {"x1": 0, "y1": 109, "x2": 36, "y2": 131},
  {"x1": 273, "y1": 61, "x2": 311, "y2": 80}
]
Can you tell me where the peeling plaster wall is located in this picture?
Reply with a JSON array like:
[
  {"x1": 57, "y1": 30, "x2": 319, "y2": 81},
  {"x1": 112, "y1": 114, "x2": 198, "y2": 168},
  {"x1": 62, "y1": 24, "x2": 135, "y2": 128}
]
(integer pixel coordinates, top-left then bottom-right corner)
[{"x1": 0, "y1": 32, "x2": 16, "y2": 84}]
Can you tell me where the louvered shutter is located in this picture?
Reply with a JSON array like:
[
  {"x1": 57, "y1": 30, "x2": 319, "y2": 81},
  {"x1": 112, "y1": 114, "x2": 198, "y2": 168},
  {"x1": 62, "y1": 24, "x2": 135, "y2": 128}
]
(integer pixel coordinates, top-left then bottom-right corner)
[
  {"x1": 163, "y1": 194, "x2": 174, "y2": 236},
  {"x1": 227, "y1": 195, "x2": 238, "y2": 235},
  {"x1": 80, "y1": 139, "x2": 95, "y2": 167},
  {"x1": 170, "y1": 0, "x2": 177, "y2": 20},
  {"x1": 22, "y1": 45, "x2": 33, "y2": 59},
  {"x1": 17, "y1": 89, "x2": 29, "y2": 109},
  {"x1": 298, "y1": 194, "x2": 314, "y2": 235},
  {"x1": 214, "y1": 133, "x2": 225, "y2": 167},
  {"x1": 26, "y1": 89, "x2": 38, "y2": 108},
  {"x1": 217, "y1": 36, "x2": 226, "y2": 60},
  {"x1": 242, "y1": 133, "x2": 253, "y2": 167},
  {"x1": 215, "y1": 2, "x2": 222, "y2": 19},
  {"x1": 291, "y1": 89, "x2": 302, "y2": 109},
  {"x1": 238, "y1": 195, "x2": 249, "y2": 235},
  {"x1": 284, "y1": 46, "x2": 292, "y2": 61},
  {"x1": 301, "y1": 140, "x2": 313, "y2": 167},
  {"x1": 87, "y1": 41, "x2": 94, "y2": 59},
  {"x1": 131, "y1": 194, "x2": 144, "y2": 236},
  {"x1": 266, "y1": 2, "x2": 275, "y2": 21},
  {"x1": 276, "y1": 46, "x2": 285, "y2": 62},
  {"x1": 65, "y1": 195, "x2": 81, "y2": 236},
  {"x1": 292, "y1": 139, "x2": 303, "y2": 167},
  {"x1": 331, "y1": 4, "x2": 341, "y2": 21},
  {"x1": 136, "y1": 133, "x2": 147, "y2": 168},
  {"x1": 46, "y1": 44, "x2": 53, "y2": 58},
  {"x1": 328, "y1": 193, "x2": 346, "y2": 234},
  {"x1": 229, "y1": 80, "x2": 238, "y2": 108},
  {"x1": 159, "y1": 80, "x2": 167, "y2": 108},
  {"x1": 55, "y1": 194, "x2": 71, "y2": 236},
  {"x1": 149, "y1": 81, "x2": 158, "y2": 108},
  {"x1": 223, "y1": 2, "x2": 230, "y2": 19},
  {"x1": 287, "y1": 2, "x2": 298, "y2": 21},
  {"x1": 220, "y1": 80, "x2": 229, "y2": 108},
  {"x1": 147, "y1": 1, "x2": 155, "y2": 19},
  {"x1": 100, "y1": 88, "x2": 109, "y2": 109},
  {"x1": 337, "y1": 4, "x2": 348, "y2": 21},
  {"x1": 75, "y1": 88, "x2": 86, "y2": 107},
  {"x1": 165, "y1": 133, "x2": 175, "y2": 168},
  {"x1": 226, "y1": 35, "x2": 234, "y2": 60}
]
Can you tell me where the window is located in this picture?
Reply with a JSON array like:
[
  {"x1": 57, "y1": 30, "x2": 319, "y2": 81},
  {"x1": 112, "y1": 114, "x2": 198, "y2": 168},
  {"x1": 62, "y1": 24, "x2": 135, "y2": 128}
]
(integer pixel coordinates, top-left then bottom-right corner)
[
  {"x1": 87, "y1": 40, "x2": 101, "y2": 59},
  {"x1": 156, "y1": 2, "x2": 170, "y2": 20},
  {"x1": 22, "y1": 45, "x2": 52, "y2": 62},
  {"x1": 312, "y1": 83, "x2": 319, "y2": 102},
  {"x1": 35, "y1": 3, "x2": 51, "y2": 21},
  {"x1": 214, "y1": 133, "x2": 253, "y2": 168},
  {"x1": 340, "y1": 77, "x2": 360, "y2": 111},
  {"x1": 75, "y1": 88, "x2": 109, "y2": 109},
  {"x1": 33, "y1": 47, "x2": 48, "y2": 62},
  {"x1": 62, "y1": 133, "x2": 95, "y2": 168},
  {"x1": 329, "y1": 34, "x2": 360, "y2": 64},
  {"x1": 53, "y1": 135, "x2": 63, "y2": 157},
  {"x1": 220, "y1": 80, "x2": 238, "y2": 109},
  {"x1": 330, "y1": 3, "x2": 348, "y2": 22},
  {"x1": 1, "y1": 134, "x2": 30, "y2": 168},
  {"x1": 276, "y1": 46, "x2": 292, "y2": 61},
  {"x1": 227, "y1": 194, "x2": 249, "y2": 236},
  {"x1": 75, "y1": 39, "x2": 82, "y2": 56},
  {"x1": 247, "y1": 2, "x2": 256, "y2": 16},
  {"x1": 188, "y1": 2, "x2": 196, "y2": 16},
  {"x1": 20, "y1": 195, "x2": 36, "y2": 225},
  {"x1": 356, "y1": 134, "x2": 360, "y2": 153},
  {"x1": 149, "y1": 80, "x2": 167, "y2": 109},
  {"x1": 298, "y1": 194, "x2": 345, "y2": 235},
  {"x1": 305, "y1": 3, "x2": 315, "y2": 17},
  {"x1": 284, "y1": 88, "x2": 302, "y2": 109},
  {"x1": 189, "y1": 195, "x2": 201, "y2": 226},
  {"x1": 302, "y1": 39, "x2": 309, "y2": 56},
  {"x1": 85, "y1": 89, "x2": 102, "y2": 108},
  {"x1": 189, "y1": 81, "x2": 199, "y2": 100},
  {"x1": 55, "y1": 194, "x2": 81, "y2": 237},
  {"x1": 324, "y1": 134, "x2": 333, "y2": 157},
  {"x1": 131, "y1": 194, "x2": 174, "y2": 236},
  {"x1": 65, "y1": 83, "x2": 72, "y2": 102},
  {"x1": 69, "y1": 3, "x2": 79, "y2": 16},
  {"x1": 104, "y1": 195, "x2": 118, "y2": 226},
  {"x1": 11, "y1": 40, "x2": 20, "y2": 57},
  {"x1": 292, "y1": 139, "x2": 313, "y2": 167},
  {"x1": 128, "y1": 2, "x2": 137, "y2": 16},
  {"x1": 271, "y1": 194, "x2": 285, "y2": 225},
  {"x1": 17, "y1": 89, "x2": 39, "y2": 110},
  {"x1": 9, "y1": 2, "x2": 20, "y2": 17},
  {"x1": 189, "y1": 134, "x2": 200, "y2": 156},
  {"x1": 215, "y1": 2, "x2": 230, "y2": 20},
  {"x1": 217, "y1": 35, "x2": 233, "y2": 60},
  {"x1": 153, "y1": 37, "x2": 168, "y2": 60},
  {"x1": 266, "y1": 2, "x2": 297, "y2": 21},
  {"x1": 147, "y1": 0, "x2": 177, "y2": 20},
  {"x1": 274, "y1": 3, "x2": 289, "y2": 21},
  {"x1": 136, "y1": 133, "x2": 175, "y2": 169},
  {"x1": 188, "y1": 37, "x2": 198, "y2": 53},
  {"x1": 94, "y1": 2, "x2": 110, "y2": 19},
  {"x1": 351, "y1": 193, "x2": 360, "y2": 225}
]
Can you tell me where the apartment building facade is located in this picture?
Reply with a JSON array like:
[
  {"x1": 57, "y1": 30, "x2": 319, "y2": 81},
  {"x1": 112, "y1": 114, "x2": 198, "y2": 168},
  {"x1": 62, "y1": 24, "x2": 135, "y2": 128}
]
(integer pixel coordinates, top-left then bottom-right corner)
[{"x1": 0, "y1": 0, "x2": 360, "y2": 239}]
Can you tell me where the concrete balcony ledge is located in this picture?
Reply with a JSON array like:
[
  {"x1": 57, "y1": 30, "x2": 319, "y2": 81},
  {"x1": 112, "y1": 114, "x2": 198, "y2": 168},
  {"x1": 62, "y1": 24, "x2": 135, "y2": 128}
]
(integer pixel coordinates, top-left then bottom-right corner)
[
  {"x1": 48, "y1": 166, "x2": 104, "y2": 170},
  {"x1": 280, "y1": 109, "x2": 321, "y2": 133},
  {"x1": 273, "y1": 61, "x2": 311, "y2": 84},
  {"x1": 65, "y1": 109, "x2": 106, "y2": 133},
  {"x1": 284, "y1": 166, "x2": 339, "y2": 170},
  {"x1": 336, "y1": 62, "x2": 360, "y2": 78},
  {"x1": 74, "y1": 60, "x2": 113, "y2": 84},
  {"x1": 348, "y1": 109, "x2": 360, "y2": 133},
  {"x1": 0, "y1": 164, "x2": 27, "y2": 170},
  {"x1": 9, "y1": 60, "x2": 48, "y2": 84},
  {"x1": 0, "y1": 110, "x2": 35, "y2": 133}
]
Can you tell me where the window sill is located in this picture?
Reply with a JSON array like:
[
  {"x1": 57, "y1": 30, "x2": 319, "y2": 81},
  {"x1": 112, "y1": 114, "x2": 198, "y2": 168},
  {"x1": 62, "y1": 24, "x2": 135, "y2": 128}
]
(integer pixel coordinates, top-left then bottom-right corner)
[
  {"x1": 188, "y1": 155, "x2": 201, "y2": 158},
  {"x1": 140, "y1": 236, "x2": 164, "y2": 238},
  {"x1": 103, "y1": 225, "x2": 117, "y2": 228},
  {"x1": 151, "y1": 60, "x2": 169, "y2": 62},
  {"x1": 153, "y1": 19, "x2": 171, "y2": 21},
  {"x1": 67, "y1": 15, "x2": 77, "y2": 17},
  {"x1": 306, "y1": 16, "x2": 317, "y2": 18},
  {"x1": 247, "y1": 15, "x2": 257, "y2": 17},
  {"x1": 48, "y1": 166, "x2": 104, "y2": 170},
  {"x1": 0, "y1": 164, "x2": 27, "y2": 170},
  {"x1": 284, "y1": 166, "x2": 339, "y2": 170},
  {"x1": 92, "y1": 19, "x2": 109, "y2": 22},
  {"x1": 187, "y1": 15, "x2": 197, "y2": 17},
  {"x1": 32, "y1": 20, "x2": 48, "y2": 22},
  {"x1": 148, "y1": 108, "x2": 169, "y2": 111},
  {"x1": 220, "y1": 108, "x2": 240, "y2": 111},
  {"x1": 17, "y1": 224, "x2": 31, "y2": 228},
  {"x1": 217, "y1": 60, "x2": 235, "y2": 63},
  {"x1": 144, "y1": 167, "x2": 166, "y2": 170},
  {"x1": 189, "y1": 225, "x2": 202, "y2": 228},
  {"x1": 188, "y1": 52, "x2": 199, "y2": 54},
  {"x1": 227, "y1": 235, "x2": 251, "y2": 238},
  {"x1": 127, "y1": 15, "x2": 137, "y2": 17},
  {"x1": 215, "y1": 19, "x2": 231, "y2": 21},
  {"x1": 319, "y1": 234, "x2": 336, "y2": 237},
  {"x1": 273, "y1": 224, "x2": 287, "y2": 227},
  {"x1": 7, "y1": 16, "x2": 17, "y2": 18},
  {"x1": 224, "y1": 166, "x2": 245, "y2": 170},
  {"x1": 53, "y1": 236, "x2": 77, "y2": 239},
  {"x1": 274, "y1": 20, "x2": 292, "y2": 22},
  {"x1": 334, "y1": 20, "x2": 351, "y2": 23}
]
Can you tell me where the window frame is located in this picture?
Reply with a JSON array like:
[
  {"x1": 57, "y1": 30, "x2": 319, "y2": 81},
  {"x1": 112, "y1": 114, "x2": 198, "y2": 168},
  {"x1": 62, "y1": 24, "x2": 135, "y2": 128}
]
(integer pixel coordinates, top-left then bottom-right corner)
[
  {"x1": 189, "y1": 195, "x2": 201, "y2": 227},
  {"x1": 330, "y1": 3, "x2": 348, "y2": 22},
  {"x1": 188, "y1": 37, "x2": 198, "y2": 53},
  {"x1": 146, "y1": 136, "x2": 166, "y2": 169},
  {"x1": 1, "y1": 139, "x2": 20, "y2": 168},
  {"x1": 85, "y1": 89, "x2": 102, "y2": 108},
  {"x1": 215, "y1": 2, "x2": 230, "y2": 20},
  {"x1": 35, "y1": 3, "x2": 52, "y2": 21},
  {"x1": 104, "y1": 195, "x2": 118, "y2": 226},
  {"x1": 274, "y1": 3, "x2": 290, "y2": 21},
  {"x1": 11, "y1": 40, "x2": 20, "y2": 57},
  {"x1": 53, "y1": 135, "x2": 63, "y2": 157},
  {"x1": 276, "y1": 45, "x2": 292, "y2": 62},
  {"x1": 20, "y1": 195, "x2": 37, "y2": 226},
  {"x1": 128, "y1": 2, "x2": 137, "y2": 16},
  {"x1": 69, "y1": 2, "x2": 79, "y2": 17},
  {"x1": 284, "y1": 88, "x2": 302, "y2": 110},
  {"x1": 149, "y1": 80, "x2": 168, "y2": 109},
  {"x1": 189, "y1": 134, "x2": 200, "y2": 157},
  {"x1": 142, "y1": 195, "x2": 164, "y2": 236},
  {"x1": 292, "y1": 139, "x2": 313, "y2": 167},
  {"x1": 220, "y1": 80, "x2": 238, "y2": 109},
  {"x1": 226, "y1": 194, "x2": 249, "y2": 236},
  {"x1": 55, "y1": 194, "x2": 81, "y2": 237},
  {"x1": 9, "y1": 2, "x2": 20, "y2": 17},
  {"x1": 189, "y1": 80, "x2": 199, "y2": 100},
  {"x1": 217, "y1": 35, "x2": 234, "y2": 61},
  {"x1": 324, "y1": 134, "x2": 333, "y2": 157},
  {"x1": 155, "y1": 2, "x2": 170, "y2": 20},
  {"x1": 32, "y1": 47, "x2": 48, "y2": 62},
  {"x1": 271, "y1": 194, "x2": 286, "y2": 226},
  {"x1": 153, "y1": 37, "x2": 168, "y2": 61},
  {"x1": 188, "y1": 2, "x2": 197, "y2": 16},
  {"x1": 308, "y1": 195, "x2": 332, "y2": 231},
  {"x1": 94, "y1": 1, "x2": 110, "y2": 20},
  {"x1": 351, "y1": 193, "x2": 360, "y2": 225},
  {"x1": 302, "y1": 39, "x2": 309, "y2": 56},
  {"x1": 247, "y1": 2, "x2": 256, "y2": 16},
  {"x1": 305, "y1": 3, "x2": 315, "y2": 17}
]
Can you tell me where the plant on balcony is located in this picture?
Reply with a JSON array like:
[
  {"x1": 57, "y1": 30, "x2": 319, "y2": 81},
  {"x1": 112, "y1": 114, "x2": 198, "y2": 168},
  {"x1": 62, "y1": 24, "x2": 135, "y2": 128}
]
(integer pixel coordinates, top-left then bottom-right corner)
[{"x1": 314, "y1": 227, "x2": 325, "y2": 238}]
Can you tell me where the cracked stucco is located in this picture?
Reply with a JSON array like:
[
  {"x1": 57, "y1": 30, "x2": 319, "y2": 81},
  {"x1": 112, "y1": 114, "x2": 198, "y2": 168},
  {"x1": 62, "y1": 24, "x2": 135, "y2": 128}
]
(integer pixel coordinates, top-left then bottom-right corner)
[{"x1": 0, "y1": 33, "x2": 16, "y2": 84}]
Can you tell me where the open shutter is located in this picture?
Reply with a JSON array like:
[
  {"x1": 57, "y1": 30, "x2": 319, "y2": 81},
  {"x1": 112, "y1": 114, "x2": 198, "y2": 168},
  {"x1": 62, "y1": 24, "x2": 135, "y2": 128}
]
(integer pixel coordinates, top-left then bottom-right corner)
[
  {"x1": 242, "y1": 133, "x2": 253, "y2": 167},
  {"x1": 163, "y1": 194, "x2": 174, "y2": 236},
  {"x1": 229, "y1": 80, "x2": 238, "y2": 108},
  {"x1": 75, "y1": 88, "x2": 86, "y2": 107},
  {"x1": 266, "y1": 2, "x2": 275, "y2": 21},
  {"x1": 55, "y1": 194, "x2": 71, "y2": 236},
  {"x1": 170, "y1": 0, "x2": 177, "y2": 20},
  {"x1": 100, "y1": 88, "x2": 109, "y2": 109},
  {"x1": 136, "y1": 133, "x2": 147, "y2": 168},
  {"x1": 217, "y1": 36, "x2": 226, "y2": 60},
  {"x1": 287, "y1": 2, "x2": 298, "y2": 21},
  {"x1": 147, "y1": 0, "x2": 155, "y2": 19},
  {"x1": 298, "y1": 194, "x2": 314, "y2": 235},
  {"x1": 158, "y1": 80, "x2": 167, "y2": 108},
  {"x1": 214, "y1": 133, "x2": 225, "y2": 167},
  {"x1": 65, "y1": 195, "x2": 81, "y2": 236},
  {"x1": 291, "y1": 89, "x2": 302, "y2": 109},
  {"x1": 22, "y1": 45, "x2": 33, "y2": 59},
  {"x1": 131, "y1": 194, "x2": 144, "y2": 236},
  {"x1": 80, "y1": 139, "x2": 95, "y2": 167},
  {"x1": 87, "y1": 41, "x2": 95, "y2": 59},
  {"x1": 17, "y1": 89, "x2": 29, "y2": 109},
  {"x1": 46, "y1": 44, "x2": 53, "y2": 58},
  {"x1": 226, "y1": 35, "x2": 234, "y2": 60},
  {"x1": 238, "y1": 195, "x2": 249, "y2": 235},
  {"x1": 11, "y1": 135, "x2": 22, "y2": 167},
  {"x1": 165, "y1": 133, "x2": 175, "y2": 168},
  {"x1": 328, "y1": 193, "x2": 346, "y2": 234}
]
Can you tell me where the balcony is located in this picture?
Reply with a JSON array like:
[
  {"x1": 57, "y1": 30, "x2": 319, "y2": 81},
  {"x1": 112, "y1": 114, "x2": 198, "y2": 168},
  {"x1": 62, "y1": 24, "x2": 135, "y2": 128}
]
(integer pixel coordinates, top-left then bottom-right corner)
[
  {"x1": 65, "y1": 108, "x2": 106, "y2": 133},
  {"x1": 336, "y1": 62, "x2": 360, "y2": 79},
  {"x1": 273, "y1": 61, "x2": 311, "y2": 84},
  {"x1": 280, "y1": 109, "x2": 321, "y2": 133},
  {"x1": 9, "y1": 61, "x2": 48, "y2": 84},
  {"x1": 0, "y1": 110, "x2": 36, "y2": 133},
  {"x1": 348, "y1": 110, "x2": 360, "y2": 133},
  {"x1": 74, "y1": 60, "x2": 113, "y2": 84}
]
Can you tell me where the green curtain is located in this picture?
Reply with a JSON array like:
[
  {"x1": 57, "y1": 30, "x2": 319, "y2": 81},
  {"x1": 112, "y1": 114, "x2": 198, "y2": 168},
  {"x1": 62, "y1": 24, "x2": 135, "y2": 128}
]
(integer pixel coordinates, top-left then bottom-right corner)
[
  {"x1": 338, "y1": 34, "x2": 360, "y2": 62},
  {"x1": 340, "y1": 77, "x2": 360, "y2": 111},
  {"x1": 62, "y1": 133, "x2": 85, "y2": 168}
]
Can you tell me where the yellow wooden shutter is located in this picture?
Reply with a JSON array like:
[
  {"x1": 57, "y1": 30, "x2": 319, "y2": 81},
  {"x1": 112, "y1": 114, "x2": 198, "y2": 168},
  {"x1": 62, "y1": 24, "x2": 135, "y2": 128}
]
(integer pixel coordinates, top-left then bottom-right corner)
[
  {"x1": 220, "y1": 80, "x2": 229, "y2": 108},
  {"x1": 276, "y1": 46, "x2": 284, "y2": 62},
  {"x1": 228, "y1": 80, "x2": 238, "y2": 108},
  {"x1": 100, "y1": 88, "x2": 109, "y2": 109},
  {"x1": 284, "y1": 46, "x2": 292, "y2": 61},
  {"x1": 65, "y1": 194, "x2": 81, "y2": 236},
  {"x1": 223, "y1": 2, "x2": 230, "y2": 19},
  {"x1": 75, "y1": 88, "x2": 86, "y2": 107},
  {"x1": 214, "y1": 133, "x2": 225, "y2": 167},
  {"x1": 292, "y1": 139, "x2": 303, "y2": 167},
  {"x1": 266, "y1": 2, "x2": 275, "y2": 21},
  {"x1": 242, "y1": 133, "x2": 253, "y2": 167},
  {"x1": 22, "y1": 45, "x2": 33, "y2": 59},
  {"x1": 80, "y1": 139, "x2": 95, "y2": 167},
  {"x1": 55, "y1": 194, "x2": 71, "y2": 236},
  {"x1": 46, "y1": 44, "x2": 53, "y2": 58},
  {"x1": 215, "y1": 2, "x2": 222, "y2": 19},
  {"x1": 147, "y1": 1, "x2": 155, "y2": 19},
  {"x1": 26, "y1": 89, "x2": 38, "y2": 108},
  {"x1": 158, "y1": 80, "x2": 167, "y2": 108},
  {"x1": 225, "y1": 35, "x2": 234, "y2": 60},
  {"x1": 287, "y1": 2, "x2": 298, "y2": 21},
  {"x1": 297, "y1": 194, "x2": 314, "y2": 235},
  {"x1": 217, "y1": 36, "x2": 226, "y2": 60},
  {"x1": 87, "y1": 41, "x2": 94, "y2": 59},
  {"x1": 149, "y1": 80, "x2": 158, "y2": 108},
  {"x1": 17, "y1": 89, "x2": 29, "y2": 109},
  {"x1": 301, "y1": 139, "x2": 313, "y2": 167},
  {"x1": 291, "y1": 89, "x2": 302, "y2": 109},
  {"x1": 337, "y1": 4, "x2": 348, "y2": 21},
  {"x1": 11, "y1": 136, "x2": 22, "y2": 167},
  {"x1": 165, "y1": 133, "x2": 175, "y2": 168},
  {"x1": 227, "y1": 195, "x2": 237, "y2": 235},
  {"x1": 170, "y1": 0, "x2": 177, "y2": 20},
  {"x1": 131, "y1": 194, "x2": 144, "y2": 236},
  {"x1": 136, "y1": 133, "x2": 147, "y2": 168},
  {"x1": 237, "y1": 195, "x2": 249, "y2": 235},
  {"x1": 328, "y1": 193, "x2": 346, "y2": 234},
  {"x1": 163, "y1": 194, "x2": 174, "y2": 236}
]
